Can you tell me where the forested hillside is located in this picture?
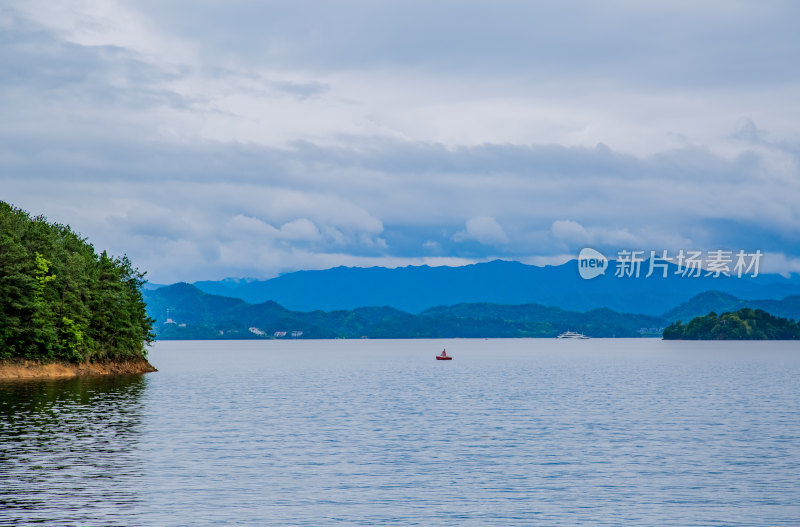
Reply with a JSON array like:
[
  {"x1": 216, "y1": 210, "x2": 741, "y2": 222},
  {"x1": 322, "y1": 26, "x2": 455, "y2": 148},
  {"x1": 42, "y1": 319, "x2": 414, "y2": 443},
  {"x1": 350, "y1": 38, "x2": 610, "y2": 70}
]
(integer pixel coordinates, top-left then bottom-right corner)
[
  {"x1": 663, "y1": 309, "x2": 800, "y2": 340},
  {"x1": 145, "y1": 282, "x2": 666, "y2": 339},
  {"x1": 662, "y1": 290, "x2": 800, "y2": 323},
  {"x1": 0, "y1": 202, "x2": 153, "y2": 363}
]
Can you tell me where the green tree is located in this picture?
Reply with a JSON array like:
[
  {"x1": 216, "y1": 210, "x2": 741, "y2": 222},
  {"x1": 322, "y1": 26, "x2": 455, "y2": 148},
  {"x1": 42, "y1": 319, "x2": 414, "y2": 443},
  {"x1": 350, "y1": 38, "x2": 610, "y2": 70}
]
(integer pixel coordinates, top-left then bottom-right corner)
[
  {"x1": 663, "y1": 307, "x2": 800, "y2": 340},
  {"x1": 0, "y1": 201, "x2": 153, "y2": 363}
]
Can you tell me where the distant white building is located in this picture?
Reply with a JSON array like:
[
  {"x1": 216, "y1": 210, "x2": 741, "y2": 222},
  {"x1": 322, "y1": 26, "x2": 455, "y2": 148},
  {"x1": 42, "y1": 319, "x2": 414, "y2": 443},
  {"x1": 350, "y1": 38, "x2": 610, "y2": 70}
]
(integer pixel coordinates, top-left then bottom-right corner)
[
  {"x1": 249, "y1": 327, "x2": 265, "y2": 336},
  {"x1": 274, "y1": 331, "x2": 287, "y2": 338}
]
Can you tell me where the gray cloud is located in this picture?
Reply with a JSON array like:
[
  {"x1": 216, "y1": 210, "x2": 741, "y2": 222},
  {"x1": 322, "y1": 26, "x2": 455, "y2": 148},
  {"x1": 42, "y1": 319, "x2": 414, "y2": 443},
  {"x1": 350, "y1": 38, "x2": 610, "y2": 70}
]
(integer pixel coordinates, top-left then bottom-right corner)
[
  {"x1": 130, "y1": 1, "x2": 800, "y2": 88},
  {"x1": 1, "y1": 1, "x2": 799, "y2": 282},
  {"x1": 3, "y1": 133, "x2": 797, "y2": 281}
]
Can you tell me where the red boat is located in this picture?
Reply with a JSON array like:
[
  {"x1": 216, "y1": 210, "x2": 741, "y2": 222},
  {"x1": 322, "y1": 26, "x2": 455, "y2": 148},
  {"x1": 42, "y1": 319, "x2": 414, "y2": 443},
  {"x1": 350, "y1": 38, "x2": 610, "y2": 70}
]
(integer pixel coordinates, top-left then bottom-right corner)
[{"x1": 436, "y1": 350, "x2": 452, "y2": 360}]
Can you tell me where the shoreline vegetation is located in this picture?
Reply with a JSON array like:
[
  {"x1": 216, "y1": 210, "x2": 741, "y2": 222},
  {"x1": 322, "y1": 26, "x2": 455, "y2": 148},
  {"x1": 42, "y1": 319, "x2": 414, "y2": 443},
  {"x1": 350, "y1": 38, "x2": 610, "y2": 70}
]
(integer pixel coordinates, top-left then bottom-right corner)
[
  {"x1": 0, "y1": 202, "x2": 155, "y2": 378},
  {"x1": 663, "y1": 308, "x2": 800, "y2": 340}
]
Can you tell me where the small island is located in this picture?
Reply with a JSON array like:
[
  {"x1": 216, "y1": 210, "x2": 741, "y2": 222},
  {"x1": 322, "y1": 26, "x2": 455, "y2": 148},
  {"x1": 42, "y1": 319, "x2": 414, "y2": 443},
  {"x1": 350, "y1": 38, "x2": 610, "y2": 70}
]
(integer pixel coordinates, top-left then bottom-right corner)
[
  {"x1": 0, "y1": 202, "x2": 155, "y2": 380},
  {"x1": 663, "y1": 308, "x2": 800, "y2": 340}
]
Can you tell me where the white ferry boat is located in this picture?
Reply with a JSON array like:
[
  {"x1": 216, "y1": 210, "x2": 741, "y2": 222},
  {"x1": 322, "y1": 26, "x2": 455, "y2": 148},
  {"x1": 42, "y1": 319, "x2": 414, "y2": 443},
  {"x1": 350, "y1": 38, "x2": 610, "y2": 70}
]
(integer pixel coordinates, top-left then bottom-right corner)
[{"x1": 557, "y1": 331, "x2": 590, "y2": 339}]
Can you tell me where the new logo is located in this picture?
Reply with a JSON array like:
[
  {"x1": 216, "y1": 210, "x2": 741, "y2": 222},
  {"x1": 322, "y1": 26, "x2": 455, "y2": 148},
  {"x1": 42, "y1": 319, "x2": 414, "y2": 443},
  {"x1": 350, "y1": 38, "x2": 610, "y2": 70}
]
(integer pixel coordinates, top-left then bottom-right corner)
[{"x1": 578, "y1": 247, "x2": 607, "y2": 280}]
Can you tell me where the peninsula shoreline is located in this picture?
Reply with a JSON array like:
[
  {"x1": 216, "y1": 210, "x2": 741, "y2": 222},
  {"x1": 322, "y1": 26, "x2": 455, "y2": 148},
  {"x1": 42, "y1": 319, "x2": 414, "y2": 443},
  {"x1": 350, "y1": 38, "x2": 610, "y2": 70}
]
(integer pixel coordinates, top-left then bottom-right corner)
[{"x1": 0, "y1": 359, "x2": 157, "y2": 381}]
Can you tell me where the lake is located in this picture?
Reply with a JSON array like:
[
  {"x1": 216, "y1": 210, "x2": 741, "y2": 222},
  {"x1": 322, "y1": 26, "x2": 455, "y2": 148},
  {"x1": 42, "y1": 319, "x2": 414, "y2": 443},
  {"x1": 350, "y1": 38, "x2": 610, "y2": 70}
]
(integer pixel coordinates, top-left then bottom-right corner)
[{"x1": 1, "y1": 339, "x2": 799, "y2": 526}]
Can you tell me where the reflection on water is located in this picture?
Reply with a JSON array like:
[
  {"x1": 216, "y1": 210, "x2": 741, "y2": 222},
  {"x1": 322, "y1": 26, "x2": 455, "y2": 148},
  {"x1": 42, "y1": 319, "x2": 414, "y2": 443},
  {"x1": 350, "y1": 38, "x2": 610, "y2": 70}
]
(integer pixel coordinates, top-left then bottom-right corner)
[
  {"x1": 1, "y1": 340, "x2": 800, "y2": 526},
  {"x1": 0, "y1": 375, "x2": 148, "y2": 527}
]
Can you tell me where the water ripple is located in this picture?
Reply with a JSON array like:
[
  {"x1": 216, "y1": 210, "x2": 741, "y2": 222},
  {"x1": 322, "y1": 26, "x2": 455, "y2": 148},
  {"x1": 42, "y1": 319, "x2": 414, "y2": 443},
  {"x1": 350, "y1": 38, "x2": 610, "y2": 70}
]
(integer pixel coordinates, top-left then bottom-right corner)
[{"x1": 1, "y1": 339, "x2": 799, "y2": 525}]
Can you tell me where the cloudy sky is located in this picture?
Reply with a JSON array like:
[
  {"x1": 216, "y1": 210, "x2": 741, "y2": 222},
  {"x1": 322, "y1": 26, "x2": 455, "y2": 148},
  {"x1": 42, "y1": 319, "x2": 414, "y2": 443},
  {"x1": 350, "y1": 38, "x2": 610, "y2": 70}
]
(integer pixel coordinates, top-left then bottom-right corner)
[{"x1": 2, "y1": 0, "x2": 799, "y2": 282}]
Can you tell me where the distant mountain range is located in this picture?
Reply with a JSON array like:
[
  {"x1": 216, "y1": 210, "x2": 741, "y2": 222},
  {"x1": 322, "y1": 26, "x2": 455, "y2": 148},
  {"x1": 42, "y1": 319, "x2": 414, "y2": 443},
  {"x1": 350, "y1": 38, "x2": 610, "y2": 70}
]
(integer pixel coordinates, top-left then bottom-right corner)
[
  {"x1": 662, "y1": 290, "x2": 800, "y2": 323},
  {"x1": 143, "y1": 283, "x2": 800, "y2": 340},
  {"x1": 182, "y1": 260, "x2": 800, "y2": 315}
]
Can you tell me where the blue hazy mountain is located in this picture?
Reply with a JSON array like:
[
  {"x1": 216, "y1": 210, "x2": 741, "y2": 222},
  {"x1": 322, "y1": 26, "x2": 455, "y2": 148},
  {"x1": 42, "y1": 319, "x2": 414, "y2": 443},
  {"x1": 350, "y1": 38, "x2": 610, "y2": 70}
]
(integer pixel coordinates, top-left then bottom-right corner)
[
  {"x1": 189, "y1": 260, "x2": 800, "y2": 316},
  {"x1": 662, "y1": 290, "x2": 800, "y2": 323},
  {"x1": 143, "y1": 284, "x2": 800, "y2": 340},
  {"x1": 143, "y1": 283, "x2": 667, "y2": 339}
]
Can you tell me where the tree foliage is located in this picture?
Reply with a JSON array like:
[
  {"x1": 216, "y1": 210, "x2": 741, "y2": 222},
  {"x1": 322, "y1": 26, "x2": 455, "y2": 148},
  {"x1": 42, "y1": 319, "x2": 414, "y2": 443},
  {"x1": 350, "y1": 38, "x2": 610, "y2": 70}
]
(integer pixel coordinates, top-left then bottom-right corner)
[
  {"x1": 663, "y1": 308, "x2": 800, "y2": 340},
  {"x1": 0, "y1": 202, "x2": 153, "y2": 362}
]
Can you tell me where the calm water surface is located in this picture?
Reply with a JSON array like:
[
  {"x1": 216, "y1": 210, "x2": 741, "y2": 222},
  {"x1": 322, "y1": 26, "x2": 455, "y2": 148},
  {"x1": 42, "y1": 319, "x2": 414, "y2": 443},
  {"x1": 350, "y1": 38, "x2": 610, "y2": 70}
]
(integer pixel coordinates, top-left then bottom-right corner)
[{"x1": 1, "y1": 339, "x2": 799, "y2": 526}]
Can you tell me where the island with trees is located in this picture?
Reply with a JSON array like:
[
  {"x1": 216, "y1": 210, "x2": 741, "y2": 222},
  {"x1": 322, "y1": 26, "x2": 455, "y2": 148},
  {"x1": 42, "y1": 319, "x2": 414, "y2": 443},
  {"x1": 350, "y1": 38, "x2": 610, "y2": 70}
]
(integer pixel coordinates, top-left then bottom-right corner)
[
  {"x1": 0, "y1": 202, "x2": 155, "y2": 379},
  {"x1": 662, "y1": 308, "x2": 800, "y2": 340}
]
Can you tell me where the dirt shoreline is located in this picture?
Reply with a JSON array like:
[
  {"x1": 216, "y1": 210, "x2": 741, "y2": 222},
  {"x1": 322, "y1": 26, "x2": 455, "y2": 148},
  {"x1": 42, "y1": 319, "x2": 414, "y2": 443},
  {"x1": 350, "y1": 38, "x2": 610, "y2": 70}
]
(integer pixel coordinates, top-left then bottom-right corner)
[{"x1": 0, "y1": 359, "x2": 157, "y2": 381}]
